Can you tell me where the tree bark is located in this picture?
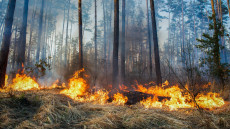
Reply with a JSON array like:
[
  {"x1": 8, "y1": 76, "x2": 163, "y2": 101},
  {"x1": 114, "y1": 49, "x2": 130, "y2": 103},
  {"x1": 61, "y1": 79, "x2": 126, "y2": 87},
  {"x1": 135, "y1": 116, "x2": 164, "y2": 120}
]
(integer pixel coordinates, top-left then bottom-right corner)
[
  {"x1": 0, "y1": 0, "x2": 16, "y2": 88},
  {"x1": 150, "y1": 0, "x2": 162, "y2": 85},
  {"x1": 227, "y1": 0, "x2": 230, "y2": 18},
  {"x1": 103, "y1": 0, "x2": 107, "y2": 60},
  {"x1": 12, "y1": 25, "x2": 17, "y2": 70},
  {"x1": 113, "y1": 0, "x2": 119, "y2": 90},
  {"x1": 121, "y1": 0, "x2": 126, "y2": 83},
  {"x1": 27, "y1": 2, "x2": 37, "y2": 65},
  {"x1": 17, "y1": 0, "x2": 29, "y2": 69},
  {"x1": 94, "y1": 0, "x2": 97, "y2": 71},
  {"x1": 36, "y1": 0, "x2": 44, "y2": 63},
  {"x1": 65, "y1": 0, "x2": 70, "y2": 67},
  {"x1": 146, "y1": 0, "x2": 152, "y2": 78},
  {"x1": 78, "y1": 0, "x2": 83, "y2": 71}
]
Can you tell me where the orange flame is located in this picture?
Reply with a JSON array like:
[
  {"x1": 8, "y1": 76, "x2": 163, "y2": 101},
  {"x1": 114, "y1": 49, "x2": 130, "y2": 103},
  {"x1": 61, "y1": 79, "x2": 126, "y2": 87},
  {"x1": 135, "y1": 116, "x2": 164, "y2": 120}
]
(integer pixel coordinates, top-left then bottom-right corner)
[
  {"x1": 112, "y1": 93, "x2": 128, "y2": 105},
  {"x1": 136, "y1": 81, "x2": 225, "y2": 110},
  {"x1": 8, "y1": 73, "x2": 39, "y2": 91}
]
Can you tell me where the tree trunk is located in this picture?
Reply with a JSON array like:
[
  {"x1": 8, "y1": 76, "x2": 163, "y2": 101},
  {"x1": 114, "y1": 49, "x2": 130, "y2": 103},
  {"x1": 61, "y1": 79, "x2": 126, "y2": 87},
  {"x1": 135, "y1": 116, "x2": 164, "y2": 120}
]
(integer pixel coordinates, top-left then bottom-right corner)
[
  {"x1": 78, "y1": 0, "x2": 83, "y2": 71},
  {"x1": 150, "y1": 0, "x2": 162, "y2": 86},
  {"x1": 12, "y1": 25, "x2": 17, "y2": 70},
  {"x1": 36, "y1": 0, "x2": 44, "y2": 63},
  {"x1": 227, "y1": 0, "x2": 230, "y2": 18},
  {"x1": 94, "y1": 0, "x2": 97, "y2": 71},
  {"x1": 121, "y1": 0, "x2": 126, "y2": 83},
  {"x1": 65, "y1": 0, "x2": 70, "y2": 67},
  {"x1": 113, "y1": 0, "x2": 119, "y2": 90},
  {"x1": 0, "y1": 0, "x2": 16, "y2": 88},
  {"x1": 103, "y1": 0, "x2": 107, "y2": 60},
  {"x1": 181, "y1": 0, "x2": 185, "y2": 65},
  {"x1": 27, "y1": 2, "x2": 37, "y2": 65},
  {"x1": 17, "y1": 0, "x2": 29, "y2": 69},
  {"x1": 146, "y1": 0, "x2": 152, "y2": 78}
]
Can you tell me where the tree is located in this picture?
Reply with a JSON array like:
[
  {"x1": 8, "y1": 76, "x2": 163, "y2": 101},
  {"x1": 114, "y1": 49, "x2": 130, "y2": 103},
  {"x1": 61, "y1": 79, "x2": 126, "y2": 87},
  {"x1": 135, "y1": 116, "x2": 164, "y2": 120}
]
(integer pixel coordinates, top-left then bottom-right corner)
[
  {"x1": 196, "y1": 0, "x2": 229, "y2": 88},
  {"x1": 0, "y1": 0, "x2": 17, "y2": 88},
  {"x1": 78, "y1": 0, "x2": 83, "y2": 71},
  {"x1": 94, "y1": 0, "x2": 97, "y2": 72},
  {"x1": 17, "y1": 0, "x2": 29, "y2": 69},
  {"x1": 228, "y1": 0, "x2": 230, "y2": 18},
  {"x1": 121, "y1": 0, "x2": 126, "y2": 83},
  {"x1": 113, "y1": 0, "x2": 119, "y2": 90},
  {"x1": 36, "y1": 0, "x2": 45, "y2": 63},
  {"x1": 150, "y1": 0, "x2": 162, "y2": 85},
  {"x1": 146, "y1": 0, "x2": 152, "y2": 78}
]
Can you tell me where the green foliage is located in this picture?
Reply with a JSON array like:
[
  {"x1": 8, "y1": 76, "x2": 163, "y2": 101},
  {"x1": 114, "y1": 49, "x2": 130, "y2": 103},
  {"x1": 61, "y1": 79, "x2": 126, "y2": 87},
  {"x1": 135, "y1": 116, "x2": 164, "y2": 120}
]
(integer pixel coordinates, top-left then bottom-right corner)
[
  {"x1": 196, "y1": 15, "x2": 229, "y2": 86},
  {"x1": 25, "y1": 57, "x2": 52, "y2": 77}
]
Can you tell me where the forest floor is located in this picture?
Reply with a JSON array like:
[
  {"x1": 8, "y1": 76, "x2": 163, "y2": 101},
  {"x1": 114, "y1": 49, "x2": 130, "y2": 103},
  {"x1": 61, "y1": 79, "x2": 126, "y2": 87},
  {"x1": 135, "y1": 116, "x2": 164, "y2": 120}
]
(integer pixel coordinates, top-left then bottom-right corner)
[{"x1": 0, "y1": 89, "x2": 230, "y2": 129}]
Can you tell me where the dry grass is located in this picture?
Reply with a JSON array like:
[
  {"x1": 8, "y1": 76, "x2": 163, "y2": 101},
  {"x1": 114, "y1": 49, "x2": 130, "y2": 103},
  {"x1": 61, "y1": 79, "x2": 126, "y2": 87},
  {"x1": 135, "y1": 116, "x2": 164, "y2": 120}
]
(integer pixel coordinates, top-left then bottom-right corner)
[{"x1": 0, "y1": 90, "x2": 230, "y2": 129}]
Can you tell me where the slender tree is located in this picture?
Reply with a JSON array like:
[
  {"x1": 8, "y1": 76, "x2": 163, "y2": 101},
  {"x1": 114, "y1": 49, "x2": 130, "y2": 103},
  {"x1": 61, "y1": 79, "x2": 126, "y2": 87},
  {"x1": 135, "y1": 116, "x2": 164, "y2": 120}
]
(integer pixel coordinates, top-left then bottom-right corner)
[
  {"x1": 94, "y1": 0, "x2": 97, "y2": 72},
  {"x1": 150, "y1": 0, "x2": 162, "y2": 85},
  {"x1": 78, "y1": 0, "x2": 83, "y2": 71},
  {"x1": 228, "y1": 0, "x2": 230, "y2": 18},
  {"x1": 0, "y1": 0, "x2": 16, "y2": 88},
  {"x1": 113, "y1": 0, "x2": 119, "y2": 90},
  {"x1": 27, "y1": 2, "x2": 37, "y2": 65},
  {"x1": 36, "y1": 0, "x2": 45, "y2": 62},
  {"x1": 121, "y1": 0, "x2": 126, "y2": 84},
  {"x1": 146, "y1": 0, "x2": 152, "y2": 78},
  {"x1": 17, "y1": 0, "x2": 29, "y2": 68},
  {"x1": 65, "y1": 0, "x2": 70, "y2": 67}
]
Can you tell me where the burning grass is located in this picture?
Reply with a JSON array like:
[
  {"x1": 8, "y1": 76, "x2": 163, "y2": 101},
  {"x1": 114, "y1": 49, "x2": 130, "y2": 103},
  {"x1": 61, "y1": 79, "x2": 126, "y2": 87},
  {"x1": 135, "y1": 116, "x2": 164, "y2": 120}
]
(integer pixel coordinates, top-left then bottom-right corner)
[
  {"x1": 0, "y1": 69, "x2": 229, "y2": 128},
  {"x1": 0, "y1": 90, "x2": 230, "y2": 129}
]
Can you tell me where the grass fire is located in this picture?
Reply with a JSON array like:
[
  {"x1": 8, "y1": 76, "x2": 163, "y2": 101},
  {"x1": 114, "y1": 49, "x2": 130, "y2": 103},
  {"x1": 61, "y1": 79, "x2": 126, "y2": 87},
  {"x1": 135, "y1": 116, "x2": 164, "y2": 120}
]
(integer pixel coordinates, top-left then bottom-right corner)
[{"x1": 1, "y1": 69, "x2": 229, "y2": 128}]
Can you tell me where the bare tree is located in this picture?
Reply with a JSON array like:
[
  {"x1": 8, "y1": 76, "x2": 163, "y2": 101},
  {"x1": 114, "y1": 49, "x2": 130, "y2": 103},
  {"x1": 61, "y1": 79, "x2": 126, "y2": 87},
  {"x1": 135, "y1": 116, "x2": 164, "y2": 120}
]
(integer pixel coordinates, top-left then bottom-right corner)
[
  {"x1": 121, "y1": 0, "x2": 126, "y2": 84},
  {"x1": 113, "y1": 0, "x2": 119, "y2": 90},
  {"x1": 146, "y1": 0, "x2": 152, "y2": 78},
  {"x1": 78, "y1": 0, "x2": 83, "y2": 71},
  {"x1": 150, "y1": 0, "x2": 162, "y2": 85},
  {"x1": 0, "y1": 0, "x2": 16, "y2": 88},
  {"x1": 36, "y1": 0, "x2": 45, "y2": 62},
  {"x1": 17, "y1": 0, "x2": 29, "y2": 68}
]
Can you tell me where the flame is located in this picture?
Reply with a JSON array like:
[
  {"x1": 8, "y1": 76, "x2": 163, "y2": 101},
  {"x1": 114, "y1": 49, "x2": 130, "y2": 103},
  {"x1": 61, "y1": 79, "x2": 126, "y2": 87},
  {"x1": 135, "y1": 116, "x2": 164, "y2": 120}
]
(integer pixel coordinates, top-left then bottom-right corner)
[
  {"x1": 140, "y1": 96, "x2": 163, "y2": 108},
  {"x1": 196, "y1": 93, "x2": 225, "y2": 109},
  {"x1": 8, "y1": 73, "x2": 40, "y2": 91},
  {"x1": 60, "y1": 69, "x2": 110, "y2": 105},
  {"x1": 0, "y1": 68, "x2": 225, "y2": 111},
  {"x1": 136, "y1": 81, "x2": 225, "y2": 110},
  {"x1": 112, "y1": 93, "x2": 128, "y2": 105},
  {"x1": 5, "y1": 75, "x2": 8, "y2": 86},
  {"x1": 119, "y1": 84, "x2": 129, "y2": 92}
]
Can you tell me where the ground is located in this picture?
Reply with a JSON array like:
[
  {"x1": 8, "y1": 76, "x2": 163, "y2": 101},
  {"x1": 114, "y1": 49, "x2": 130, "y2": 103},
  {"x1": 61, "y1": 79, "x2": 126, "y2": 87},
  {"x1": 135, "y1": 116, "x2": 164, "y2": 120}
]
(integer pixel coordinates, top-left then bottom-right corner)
[{"x1": 0, "y1": 89, "x2": 230, "y2": 129}]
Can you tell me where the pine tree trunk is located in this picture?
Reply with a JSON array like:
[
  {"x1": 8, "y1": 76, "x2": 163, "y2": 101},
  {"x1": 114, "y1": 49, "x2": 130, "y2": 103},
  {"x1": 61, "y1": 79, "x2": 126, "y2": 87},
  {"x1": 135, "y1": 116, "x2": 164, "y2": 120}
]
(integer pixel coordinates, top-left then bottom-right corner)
[
  {"x1": 78, "y1": 0, "x2": 83, "y2": 71},
  {"x1": 65, "y1": 0, "x2": 70, "y2": 67},
  {"x1": 17, "y1": 0, "x2": 29, "y2": 69},
  {"x1": 227, "y1": 0, "x2": 230, "y2": 18},
  {"x1": 150, "y1": 0, "x2": 162, "y2": 85},
  {"x1": 181, "y1": 0, "x2": 185, "y2": 65},
  {"x1": 0, "y1": 0, "x2": 16, "y2": 88},
  {"x1": 121, "y1": 0, "x2": 126, "y2": 83},
  {"x1": 94, "y1": 0, "x2": 97, "y2": 71},
  {"x1": 146, "y1": 0, "x2": 152, "y2": 78},
  {"x1": 36, "y1": 0, "x2": 44, "y2": 63},
  {"x1": 103, "y1": 0, "x2": 107, "y2": 60},
  {"x1": 12, "y1": 25, "x2": 17, "y2": 70},
  {"x1": 113, "y1": 0, "x2": 119, "y2": 90},
  {"x1": 27, "y1": 2, "x2": 37, "y2": 65},
  {"x1": 61, "y1": 7, "x2": 66, "y2": 63}
]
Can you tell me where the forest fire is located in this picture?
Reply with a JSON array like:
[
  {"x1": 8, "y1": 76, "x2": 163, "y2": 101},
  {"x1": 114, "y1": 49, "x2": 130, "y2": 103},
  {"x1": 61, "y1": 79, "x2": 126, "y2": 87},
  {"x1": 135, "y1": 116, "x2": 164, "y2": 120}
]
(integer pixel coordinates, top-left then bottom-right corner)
[{"x1": 0, "y1": 69, "x2": 226, "y2": 111}]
